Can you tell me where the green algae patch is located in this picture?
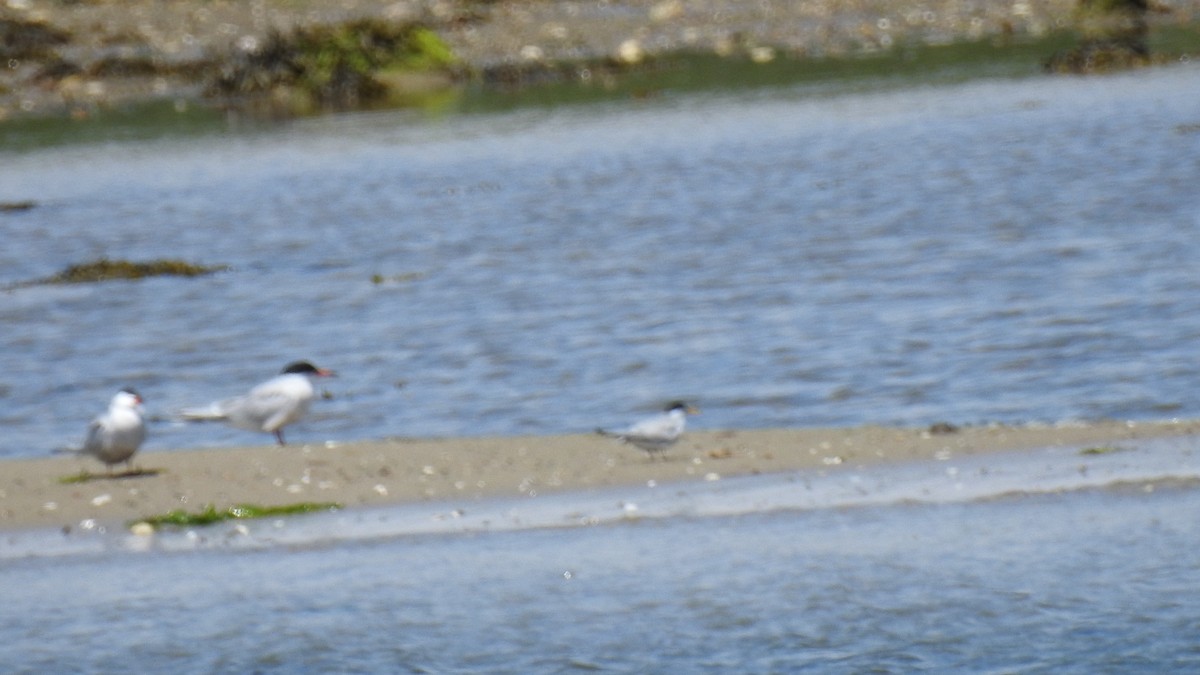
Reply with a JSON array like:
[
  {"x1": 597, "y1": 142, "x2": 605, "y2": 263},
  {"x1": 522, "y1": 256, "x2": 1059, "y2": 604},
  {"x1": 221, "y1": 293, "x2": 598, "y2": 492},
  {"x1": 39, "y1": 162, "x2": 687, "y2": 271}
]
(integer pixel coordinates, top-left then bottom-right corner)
[
  {"x1": 1080, "y1": 445, "x2": 1129, "y2": 456},
  {"x1": 134, "y1": 502, "x2": 341, "y2": 529},
  {"x1": 207, "y1": 19, "x2": 459, "y2": 113},
  {"x1": 1043, "y1": 0, "x2": 1199, "y2": 73},
  {"x1": 59, "y1": 468, "x2": 163, "y2": 484},
  {"x1": 50, "y1": 258, "x2": 228, "y2": 283},
  {"x1": 8, "y1": 257, "x2": 229, "y2": 290}
]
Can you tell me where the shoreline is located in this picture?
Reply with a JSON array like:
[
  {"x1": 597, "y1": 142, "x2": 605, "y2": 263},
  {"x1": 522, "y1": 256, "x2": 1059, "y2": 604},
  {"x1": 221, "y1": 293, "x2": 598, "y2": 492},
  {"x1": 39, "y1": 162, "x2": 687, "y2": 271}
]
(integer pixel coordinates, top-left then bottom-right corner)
[
  {"x1": 3, "y1": 419, "x2": 1198, "y2": 533},
  {"x1": 3, "y1": 0, "x2": 1198, "y2": 121}
]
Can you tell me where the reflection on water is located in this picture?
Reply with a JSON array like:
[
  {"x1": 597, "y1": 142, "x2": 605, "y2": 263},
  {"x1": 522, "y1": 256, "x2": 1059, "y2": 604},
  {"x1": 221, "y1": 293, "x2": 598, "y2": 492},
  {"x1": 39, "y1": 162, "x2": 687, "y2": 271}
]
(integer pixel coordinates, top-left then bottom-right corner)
[{"x1": 1, "y1": 64, "x2": 1199, "y2": 457}]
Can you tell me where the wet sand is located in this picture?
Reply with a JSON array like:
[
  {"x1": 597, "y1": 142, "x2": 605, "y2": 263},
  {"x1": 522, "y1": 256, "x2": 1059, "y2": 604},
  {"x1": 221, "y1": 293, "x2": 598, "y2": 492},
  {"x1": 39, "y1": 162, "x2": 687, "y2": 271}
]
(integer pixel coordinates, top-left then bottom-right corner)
[{"x1": 3, "y1": 419, "x2": 1198, "y2": 532}]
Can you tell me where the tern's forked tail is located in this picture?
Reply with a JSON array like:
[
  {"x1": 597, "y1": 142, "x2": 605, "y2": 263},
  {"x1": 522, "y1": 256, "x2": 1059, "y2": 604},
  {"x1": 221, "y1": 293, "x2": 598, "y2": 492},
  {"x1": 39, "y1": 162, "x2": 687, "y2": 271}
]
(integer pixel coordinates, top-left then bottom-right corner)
[{"x1": 178, "y1": 404, "x2": 227, "y2": 421}]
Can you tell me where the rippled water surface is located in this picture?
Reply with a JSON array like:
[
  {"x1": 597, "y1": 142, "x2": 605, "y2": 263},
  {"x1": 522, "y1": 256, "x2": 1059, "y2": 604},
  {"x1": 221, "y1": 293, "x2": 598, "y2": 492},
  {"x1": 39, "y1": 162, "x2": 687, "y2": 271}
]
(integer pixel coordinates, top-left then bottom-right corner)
[{"x1": 2, "y1": 65, "x2": 1200, "y2": 456}]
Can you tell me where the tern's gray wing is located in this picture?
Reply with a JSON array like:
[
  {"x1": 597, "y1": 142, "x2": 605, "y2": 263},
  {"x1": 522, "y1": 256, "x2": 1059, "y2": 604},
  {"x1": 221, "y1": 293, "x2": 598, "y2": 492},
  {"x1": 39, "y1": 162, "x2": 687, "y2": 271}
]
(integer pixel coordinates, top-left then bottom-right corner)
[
  {"x1": 80, "y1": 411, "x2": 144, "y2": 465},
  {"x1": 82, "y1": 418, "x2": 106, "y2": 454},
  {"x1": 227, "y1": 376, "x2": 313, "y2": 432},
  {"x1": 215, "y1": 390, "x2": 291, "y2": 432}
]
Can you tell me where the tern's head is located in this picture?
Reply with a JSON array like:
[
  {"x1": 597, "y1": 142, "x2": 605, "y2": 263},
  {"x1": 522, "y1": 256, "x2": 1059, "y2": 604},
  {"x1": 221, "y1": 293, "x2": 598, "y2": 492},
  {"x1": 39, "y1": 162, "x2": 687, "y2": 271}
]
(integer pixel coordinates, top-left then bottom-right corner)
[
  {"x1": 113, "y1": 388, "x2": 143, "y2": 408},
  {"x1": 281, "y1": 361, "x2": 336, "y2": 377},
  {"x1": 664, "y1": 401, "x2": 700, "y2": 415}
]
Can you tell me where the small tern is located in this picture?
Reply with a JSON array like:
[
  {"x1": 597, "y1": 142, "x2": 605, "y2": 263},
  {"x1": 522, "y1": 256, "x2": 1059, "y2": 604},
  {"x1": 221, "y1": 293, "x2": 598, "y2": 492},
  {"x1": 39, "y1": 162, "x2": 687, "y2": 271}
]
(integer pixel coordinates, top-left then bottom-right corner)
[
  {"x1": 597, "y1": 401, "x2": 700, "y2": 459},
  {"x1": 180, "y1": 361, "x2": 335, "y2": 446},
  {"x1": 60, "y1": 388, "x2": 147, "y2": 474}
]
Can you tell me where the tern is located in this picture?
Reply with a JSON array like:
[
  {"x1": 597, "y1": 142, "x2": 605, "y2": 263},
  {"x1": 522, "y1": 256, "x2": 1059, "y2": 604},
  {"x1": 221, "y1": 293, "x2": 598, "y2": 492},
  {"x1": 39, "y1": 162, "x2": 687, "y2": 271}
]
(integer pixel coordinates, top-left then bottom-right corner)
[
  {"x1": 180, "y1": 361, "x2": 335, "y2": 446},
  {"x1": 61, "y1": 388, "x2": 147, "y2": 474},
  {"x1": 597, "y1": 401, "x2": 700, "y2": 459}
]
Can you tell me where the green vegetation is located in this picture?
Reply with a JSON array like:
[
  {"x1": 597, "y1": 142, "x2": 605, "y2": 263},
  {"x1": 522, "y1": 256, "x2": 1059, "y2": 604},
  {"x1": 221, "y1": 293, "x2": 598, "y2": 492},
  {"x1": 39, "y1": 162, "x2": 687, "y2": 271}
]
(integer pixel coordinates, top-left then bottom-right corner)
[
  {"x1": 1045, "y1": 0, "x2": 1166, "y2": 72},
  {"x1": 3, "y1": 18, "x2": 1197, "y2": 146},
  {"x1": 1080, "y1": 445, "x2": 1129, "y2": 455},
  {"x1": 448, "y1": 21, "x2": 1200, "y2": 110},
  {"x1": 207, "y1": 19, "x2": 458, "y2": 112},
  {"x1": 59, "y1": 468, "x2": 162, "y2": 483},
  {"x1": 134, "y1": 502, "x2": 341, "y2": 529},
  {"x1": 455, "y1": 32, "x2": 1084, "y2": 114},
  {"x1": 0, "y1": 99, "x2": 231, "y2": 153},
  {"x1": 431, "y1": 21, "x2": 1196, "y2": 115},
  {"x1": 14, "y1": 258, "x2": 228, "y2": 288},
  {"x1": 51, "y1": 258, "x2": 227, "y2": 283}
]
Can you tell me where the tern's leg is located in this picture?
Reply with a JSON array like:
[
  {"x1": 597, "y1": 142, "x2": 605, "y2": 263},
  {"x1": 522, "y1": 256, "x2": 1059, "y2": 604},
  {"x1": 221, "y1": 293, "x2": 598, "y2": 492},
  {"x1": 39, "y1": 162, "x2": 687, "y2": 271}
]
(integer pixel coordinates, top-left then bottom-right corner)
[{"x1": 275, "y1": 429, "x2": 286, "y2": 446}]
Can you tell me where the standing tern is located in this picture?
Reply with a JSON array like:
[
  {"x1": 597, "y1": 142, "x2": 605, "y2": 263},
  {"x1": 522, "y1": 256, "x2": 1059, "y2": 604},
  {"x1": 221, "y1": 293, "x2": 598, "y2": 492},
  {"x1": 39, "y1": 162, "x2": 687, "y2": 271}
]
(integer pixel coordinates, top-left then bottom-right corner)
[
  {"x1": 596, "y1": 401, "x2": 700, "y2": 459},
  {"x1": 180, "y1": 361, "x2": 335, "y2": 446},
  {"x1": 61, "y1": 388, "x2": 147, "y2": 474}
]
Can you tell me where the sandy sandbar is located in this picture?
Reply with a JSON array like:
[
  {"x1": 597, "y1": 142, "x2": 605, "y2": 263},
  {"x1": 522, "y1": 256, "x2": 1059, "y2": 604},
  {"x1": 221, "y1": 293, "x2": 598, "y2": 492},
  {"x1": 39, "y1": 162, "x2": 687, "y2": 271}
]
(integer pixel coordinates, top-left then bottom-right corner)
[{"x1": 2, "y1": 419, "x2": 1198, "y2": 533}]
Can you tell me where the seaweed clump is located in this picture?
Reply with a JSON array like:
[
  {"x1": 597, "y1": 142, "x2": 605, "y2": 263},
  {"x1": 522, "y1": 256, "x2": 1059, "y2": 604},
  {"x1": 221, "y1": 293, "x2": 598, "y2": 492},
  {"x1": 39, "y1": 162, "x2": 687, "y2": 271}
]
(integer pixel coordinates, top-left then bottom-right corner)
[
  {"x1": 44, "y1": 258, "x2": 228, "y2": 285},
  {"x1": 59, "y1": 468, "x2": 162, "y2": 483},
  {"x1": 0, "y1": 15, "x2": 69, "y2": 61},
  {"x1": 0, "y1": 200, "x2": 37, "y2": 212},
  {"x1": 207, "y1": 18, "x2": 458, "y2": 113},
  {"x1": 6, "y1": 258, "x2": 228, "y2": 291},
  {"x1": 133, "y1": 502, "x2": 341, "y2": 529},
  {"x1": 1080, "y1": 445, "x2": 1129, "y2": 455},
  {"x1": 1046, "y1": 0, "x2": 1159, "y2": 73}
]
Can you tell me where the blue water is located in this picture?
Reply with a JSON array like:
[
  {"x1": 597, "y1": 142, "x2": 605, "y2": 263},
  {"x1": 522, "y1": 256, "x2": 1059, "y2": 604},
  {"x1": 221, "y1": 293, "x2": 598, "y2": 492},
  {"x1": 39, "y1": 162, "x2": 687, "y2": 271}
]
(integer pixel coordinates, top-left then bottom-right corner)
[
  {"x1": 3, "y1": 436, "x2": 1200, "y2": 672},
  {"x1": 2, "y1": 64, "x2": 1200, "y2": 456},
  {"x1": 5, "y1": 64, "x2": 1200, "y2": 672}
]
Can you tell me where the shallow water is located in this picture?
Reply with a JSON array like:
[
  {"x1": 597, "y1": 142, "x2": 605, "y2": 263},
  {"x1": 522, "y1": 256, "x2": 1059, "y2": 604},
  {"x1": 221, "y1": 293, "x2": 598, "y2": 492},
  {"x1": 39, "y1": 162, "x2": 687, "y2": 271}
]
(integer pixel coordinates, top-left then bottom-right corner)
[
  {"x1": 6, "y1": 65, "x2": 1200, "y2": 671},
  {"x1": 2, "y1": 65, "x2": 1200, "y2": 457},
  {"x1": 3, "y1": 436, "x2": 1200, "y2": 672}
]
